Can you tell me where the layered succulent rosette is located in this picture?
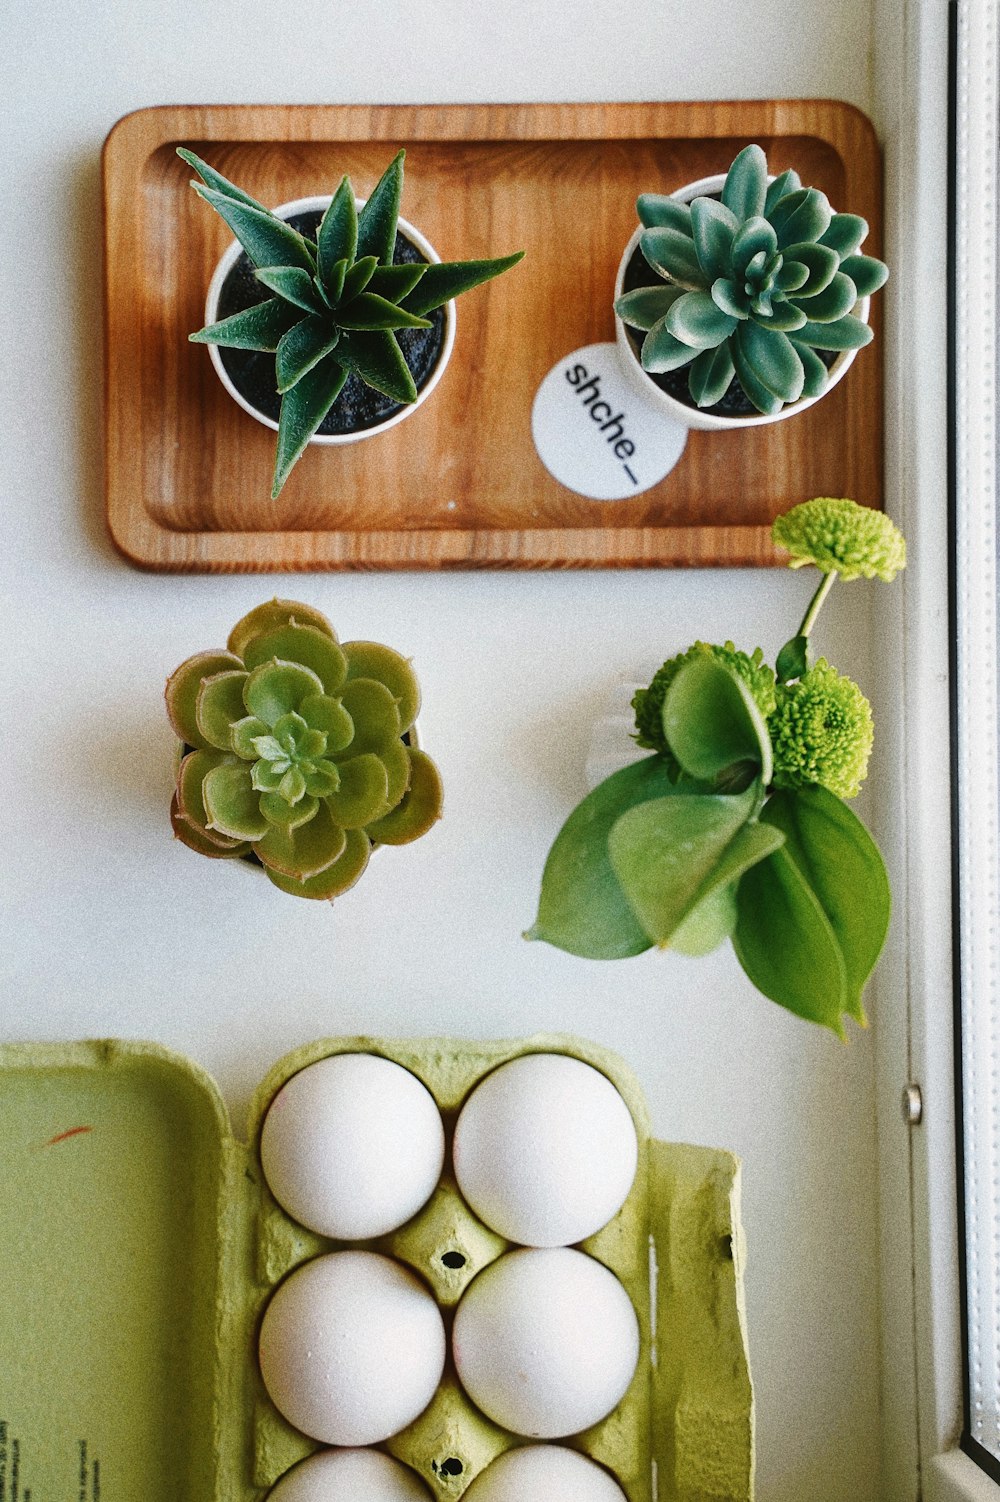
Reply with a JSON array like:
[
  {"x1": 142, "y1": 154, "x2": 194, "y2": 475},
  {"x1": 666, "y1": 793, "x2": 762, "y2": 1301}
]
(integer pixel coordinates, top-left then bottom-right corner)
[{"x1": 166, "y1": 600, "x2": 442, "y2": 899}]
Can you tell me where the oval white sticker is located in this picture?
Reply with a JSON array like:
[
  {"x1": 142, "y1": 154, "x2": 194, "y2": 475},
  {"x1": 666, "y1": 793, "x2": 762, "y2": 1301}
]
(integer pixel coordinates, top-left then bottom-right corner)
[{"x1": 531, "y1": 342, "x2": 689, "y2": 500}]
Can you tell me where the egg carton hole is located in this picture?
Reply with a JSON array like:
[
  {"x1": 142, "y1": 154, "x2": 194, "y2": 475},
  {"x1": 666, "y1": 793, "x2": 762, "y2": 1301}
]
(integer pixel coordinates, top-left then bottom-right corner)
[
  {"x1": 431, "y1": 1457, "x2": 465, "y2": 1477},
  {"x1": 441, "y1": 1251, "x2": 467, "y2": 1269}
]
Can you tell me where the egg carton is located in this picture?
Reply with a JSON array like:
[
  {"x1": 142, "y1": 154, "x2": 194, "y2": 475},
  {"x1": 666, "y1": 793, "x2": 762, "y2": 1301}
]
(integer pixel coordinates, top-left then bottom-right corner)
[{"x1": 0, "y1": 1035, "x2": 753, "y2": 1502}]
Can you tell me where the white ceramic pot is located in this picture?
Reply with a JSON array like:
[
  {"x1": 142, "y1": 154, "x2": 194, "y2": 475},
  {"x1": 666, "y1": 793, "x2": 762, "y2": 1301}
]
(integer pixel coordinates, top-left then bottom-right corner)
[
  {"x1": 613, "y1": 173, "x2": 871, "y2": 433},
  {"x1": 204, "y1": 195, "x2": 457, "y2": 445}
]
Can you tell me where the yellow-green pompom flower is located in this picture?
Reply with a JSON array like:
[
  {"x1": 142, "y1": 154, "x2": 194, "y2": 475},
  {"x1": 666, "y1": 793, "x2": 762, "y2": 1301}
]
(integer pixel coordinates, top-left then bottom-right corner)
[
  {"x1": 633, "y1": 641, "x2": 777, "y2": 762},
  {"x1": 772, "y1": 497, "x2": 906, "y2": 581},
  {"x1": 769, "y1": 659, "x2": 874, "y2": 798}
]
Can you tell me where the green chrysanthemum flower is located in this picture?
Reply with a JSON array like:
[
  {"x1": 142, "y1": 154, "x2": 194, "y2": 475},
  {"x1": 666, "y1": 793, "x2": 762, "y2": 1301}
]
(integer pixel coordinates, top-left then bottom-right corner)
[
  {"x1": 772, "y1": 496, "x2": 906, "y2": 581},
  {"x1": 769, "y1": 658, "x2": 874, "y2": 798},
  {"x1": 633, "y1": 641, "x2": 777, "y2": 762}
]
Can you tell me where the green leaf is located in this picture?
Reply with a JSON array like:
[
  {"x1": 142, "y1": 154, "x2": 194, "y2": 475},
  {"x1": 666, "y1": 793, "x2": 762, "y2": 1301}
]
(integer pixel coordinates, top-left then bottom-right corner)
[
  {"x1": 337, "y1": 331, "x2": 417, "y2": 405},
  {"x1": 639, "y1": 228, "x2": 709, "y2": 291},
  {"x1": 274, "y1": 317, "x2": 341, "y2": 394},
  {"x1": 231, "y1": 715, "x2": 269, "y2": 760},
  {"x1": 242, "y1": 624, "x2": 348, "y2": 695},
  {"x1": 666, "y1": 290, "x2": 738, "y2": 350},
  {"x1": 669, "y1": 882, "x2": 738, "y2": 956},
  {"x1": 171, "y1": 794, "x2": 249, "y2": 860},
  {"x1": 752, "y1": 298, "x2": 806, "y2": 333},
  {"x1": 272, "y1": 357, "x2": 349, "y2": 498},
  {"x1": 324, "y1": 752, "x2": 391, "y2": 828},
  {"x1": 338, "y1": 678, "x2": 402, "y2": 753},
  {"x1": 734, "y1": 846, "x2": 848, "y2": 1032},
  {"x1": 736, "y1": 321, "x2": 805, "y2": 404},
  {"x1": 775, "y1": 634, "x2": 810, "y2": 684},
  {"x1": 710, "y1": 278, "x2": 750, "y2": 320},
  {"x1": 636, "y1": 195, "x2": 693, "y2": 233},
  {"x1": 177, "y1": 148, "x2": 270, "y2": 212},
  {"x1": 690, "y1": 197, "x2": 738, "y2": 280},
  {"x1": 367, "y1": 749, "x2": 443, "y2": 845},
  {"x1": 721, "y1": 144, "x2": 768, "y2": 219},
  {"x1": 255, "y1": 801, "x2": 349, "y2": 880},
  {"x1": 228, "y1": 601, "x2": 336, "y2": 657},
  {"x1": 776, "y1": 260, "x2": 810, "y2": 294},
  {"x1": 792, "y1": 271, "x2": 858, "y2": 323},
  {"x1": 344, "y1": 641, "x2": 421, "y2": 732},
  {"x1": 255, "y1": 266, "x2": 324, "y2": 314},
  {"x1": 763, "y1": 169, "x2": 802, "y2": 216},
  {"x1": 819, "y1": 213, "x2": 868, "y2": 258},
  {"x1": 191, "y1": 183, "x2": 316, "y2": 272},
  {"x1": 263, "y1": 828, "x2": 371, "y2": 900},
  {"x1": 731, "y1": 334, "x2": 784, "y2": 415},
  {"x1": 300, "y1": 693, "x2": 355, "y2": 753},
  {"x1": 400, "y1": 253, "x2": 524, "y2": 317},
  {"x1": 324, "y1": 257, "x2": 348, "y2": 305},
  {"x1": 730, "y1": 217, "x2": 778, "y2": 276},
  {"x1": 374, "y1": 739, "x2": 412, "y2": 811},
  {"x1": 779, "y1": 241, "x2": 838, "y2": 297},
  {"x1": 189, "y1": 298, "x2": 299, "y2": 352},
  {"x1": 202, "y1": 761, "x2": 270, "y2": 841},
  {"x1": 614, "y1": 283, "x2": 686, "y2": 331},
  {"x1": 663, "y1": 656, "x2": 773, "y2": 785},
  {"x1": 244, "y1": 660, "x2": 324, "y2": 727},
  {"x1": 839, "y1": 254, "x2": 889, "y2": 298},
  {"x1": 608, "y1": 789, "x2": 782, "y2": 948},
  {"x1": 788, "y1": 338, "x2": 830, "y2": 398},
  {"x1": 339, "y1": 255, "x2": 379, "y2": 304},
  {"x1": 195, "y1": 670, "x2": 250, "y2": 750},
  {"x1": 760, "y1": 786, "x2": 890, "y2": 1023},
  {"x1": 641, "y1": 319, "x2": 697, "y2": 374},
  {"x1": 794, "y1": 315, "x2": 873, "y2": 351},
  {"x1": 166, "y1": 650, "x2": 244, "y2": 749},
  {"x1": 260, "y1": 790, "x2": 319, "y2": 830},
  {"x1": 772, "y1": 187, "x2": 832, "y2": 249},
  {"x1": 176, "y1": 748, "x2": 240, "y2": 839},
  {"x1": 688, "y1": 344, "x2": 736, "y2": 408},
  {"x1": 318, "y1": 177, "x2": 358, "y2": 289},
  {"x1": 525, "y1": 757, "x2": 681, "y2": 959},
  {"x1": 356, "y1": 150, "x2": 405, "y2": 264},
  {"x1": 366, "y1": 262, "x2": 428, "y2": 302},
  {"x1": 337, "y1": 292, "x2": 433, "y2": 331}
]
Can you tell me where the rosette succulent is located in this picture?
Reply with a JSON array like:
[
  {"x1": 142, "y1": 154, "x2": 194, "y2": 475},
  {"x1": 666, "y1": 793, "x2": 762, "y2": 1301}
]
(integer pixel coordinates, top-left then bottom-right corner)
[
  {"x1": 528, "y1": 498, "x2": 903, "y2": 1036},
  {"x1": 180, "y1": 147, "x2": 524, "y2": 496},
  {"x1": 166, "y1": 600, "x2": 442, "y2": 900},
  {"x1": 614, "y1": 144, "x2": 888, "y2": 414}
]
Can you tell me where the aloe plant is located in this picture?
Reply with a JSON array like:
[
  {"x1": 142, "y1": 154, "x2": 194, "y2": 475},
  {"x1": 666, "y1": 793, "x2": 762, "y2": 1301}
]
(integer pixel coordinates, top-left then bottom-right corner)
[
  {"x1": 614, "y1": 144, "x2": 888, "y2": 414},
  {"x1": 167, "y1": 600, "x2": 442, "y2": 900},
  {"x1": 180, "y1": 147, "x2": 523, "y2": 496},
  {"x1": 526, "y1": 499, "x2": 905, "y2": 1035}
]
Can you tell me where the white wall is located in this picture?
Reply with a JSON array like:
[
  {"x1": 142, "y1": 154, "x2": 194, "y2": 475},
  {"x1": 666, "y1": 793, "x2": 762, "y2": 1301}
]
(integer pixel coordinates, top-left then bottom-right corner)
[{"x1": 2, "y1": 3, "x2": 886, "y2": 1498}]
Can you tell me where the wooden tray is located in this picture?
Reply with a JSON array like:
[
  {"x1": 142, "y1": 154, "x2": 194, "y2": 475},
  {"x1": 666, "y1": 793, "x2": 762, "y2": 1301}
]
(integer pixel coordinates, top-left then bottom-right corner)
[{"x1": 103, "y1": 102, "x2": 883, "y2": 572}]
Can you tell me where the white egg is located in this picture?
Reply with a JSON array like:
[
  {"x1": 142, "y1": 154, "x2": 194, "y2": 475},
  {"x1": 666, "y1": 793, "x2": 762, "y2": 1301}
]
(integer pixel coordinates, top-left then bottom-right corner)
[
  {"x1": 452, "y1": 1248, "x2": 640, "y2": 1438},
  {"x1": 452, "y1": 1054, "x2": 638, "y2": 1246},
  {"x1": 462, "y1": 1446, "x2": 628, "y2": 1502},
  {"x1": 259, "y1": 1251, "x2": 446, "y2": 1445},
  {"x1": 266, "y1": 1448, "x2": 433, "y2": 1502},
  {"x1": 260, "y1": 1053, "x2": 445, "y2": 1239}
]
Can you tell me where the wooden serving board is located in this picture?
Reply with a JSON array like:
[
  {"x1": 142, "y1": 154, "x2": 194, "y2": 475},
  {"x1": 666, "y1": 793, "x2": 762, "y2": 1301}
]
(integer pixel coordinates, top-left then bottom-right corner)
[{"x1": 103, "y1": 102, "x2": 882, "y2": 572}]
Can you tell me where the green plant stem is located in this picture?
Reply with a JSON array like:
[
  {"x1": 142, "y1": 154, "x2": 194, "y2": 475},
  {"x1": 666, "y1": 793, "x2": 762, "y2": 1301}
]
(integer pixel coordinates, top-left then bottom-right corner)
[{"x1": 797, "y1": 570, "x2": 838, "y2": 638}]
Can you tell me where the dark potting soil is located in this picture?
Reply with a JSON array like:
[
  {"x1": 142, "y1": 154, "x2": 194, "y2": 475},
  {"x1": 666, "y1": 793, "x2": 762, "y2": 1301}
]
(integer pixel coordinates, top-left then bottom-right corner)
[
  {"x1": 620, "y1": 242, "x2": 836, "y2": 419},
  {"x1": 215, "y1": 210, "x2": 446, "y2": 436}
]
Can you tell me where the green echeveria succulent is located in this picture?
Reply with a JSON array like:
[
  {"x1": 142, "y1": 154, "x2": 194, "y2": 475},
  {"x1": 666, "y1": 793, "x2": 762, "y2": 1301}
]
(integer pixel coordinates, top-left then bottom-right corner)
[
  {"x1": 180, "y1": 147, "x2": 524, "y2": 497},
  {"x1": 772, "y1": 496, "x2": 907, "y2": 581},
  {"x1": 633, "y1": 642, "x2": 777, "y2": 760},
  {"x1": 769, "y1": 659, "x2": 874, "y2": 799},
  {"x1": 614, "y1": 143, "x2": 888, "y2": 414},
  {"x1": 166, "y1": 599, "x2": 443, "y2": 900}
]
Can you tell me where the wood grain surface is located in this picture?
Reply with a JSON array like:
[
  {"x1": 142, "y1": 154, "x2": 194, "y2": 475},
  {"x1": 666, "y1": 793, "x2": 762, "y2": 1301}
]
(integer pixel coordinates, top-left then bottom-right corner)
[{"x1": 103, "y1": 101, "x2": 883, "y2": 572}]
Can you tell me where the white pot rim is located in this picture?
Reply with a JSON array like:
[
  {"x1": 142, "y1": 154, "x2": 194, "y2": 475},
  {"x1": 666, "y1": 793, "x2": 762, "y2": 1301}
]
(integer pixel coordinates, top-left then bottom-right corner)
[
  {"x1": 204, "y1": 194, "x2": 457, "y2": 446},
  {"x1": 613, "y1": 172, "x2": 870, "y2": 433}
]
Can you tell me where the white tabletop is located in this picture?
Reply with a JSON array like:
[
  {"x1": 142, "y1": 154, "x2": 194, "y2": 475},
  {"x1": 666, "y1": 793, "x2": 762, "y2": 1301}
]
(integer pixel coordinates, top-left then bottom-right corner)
[{"x1": 4, "y1": 3, "x2": 884, "y2": 1497}]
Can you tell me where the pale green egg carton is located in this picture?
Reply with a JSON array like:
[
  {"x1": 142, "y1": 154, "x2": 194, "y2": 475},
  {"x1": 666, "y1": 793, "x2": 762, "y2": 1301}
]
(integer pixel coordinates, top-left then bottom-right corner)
[{"x1": 0, "y1": 1035, "x2": 753, "y2": 1502}]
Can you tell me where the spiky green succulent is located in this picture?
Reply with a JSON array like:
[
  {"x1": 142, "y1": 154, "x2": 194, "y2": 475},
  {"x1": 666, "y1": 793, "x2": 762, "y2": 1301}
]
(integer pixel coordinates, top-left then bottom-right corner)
[
  {"x1": 166, "y1": 600, "x2": 443, "y2": 900},
  {"x1": 180, "y1": 147, "x2": 524, "y2": 497},
  {"x1": 614, "y1": 143, "x2": 888, "y2": 414}
]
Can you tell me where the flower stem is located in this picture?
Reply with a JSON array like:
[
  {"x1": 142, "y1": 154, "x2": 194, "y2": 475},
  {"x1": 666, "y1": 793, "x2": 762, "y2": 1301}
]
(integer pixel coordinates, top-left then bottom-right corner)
[{"x1": 797, "y1": 570, "x2": 838, "y2": 638}]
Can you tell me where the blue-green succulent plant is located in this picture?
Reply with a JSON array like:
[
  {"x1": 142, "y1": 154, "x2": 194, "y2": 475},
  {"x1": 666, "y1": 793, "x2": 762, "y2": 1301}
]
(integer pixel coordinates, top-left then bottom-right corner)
[{"x1": 614, "y1": 144, "x2": 888, "y2": 415}]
